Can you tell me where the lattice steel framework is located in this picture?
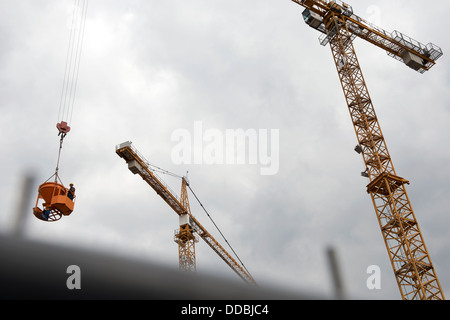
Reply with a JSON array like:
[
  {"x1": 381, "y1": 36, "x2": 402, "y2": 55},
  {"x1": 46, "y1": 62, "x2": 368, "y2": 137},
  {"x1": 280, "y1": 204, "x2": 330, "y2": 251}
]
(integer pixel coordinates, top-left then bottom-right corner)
[
  {"x1": 325, "y1": 12, "x2": 444, "y2": 300},
  {"x1": 174, "y1": 178, "x2": 198, "y2": 272}
]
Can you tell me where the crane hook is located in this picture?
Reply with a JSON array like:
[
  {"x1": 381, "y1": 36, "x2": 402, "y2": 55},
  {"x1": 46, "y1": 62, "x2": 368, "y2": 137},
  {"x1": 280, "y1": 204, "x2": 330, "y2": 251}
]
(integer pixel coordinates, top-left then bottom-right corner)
[
  {"x1": 54, "y1": 121, "x2": 71, "y2": 182},
  {"x1": 57, "y1": 121, "x2": 71, "y2": 136}
]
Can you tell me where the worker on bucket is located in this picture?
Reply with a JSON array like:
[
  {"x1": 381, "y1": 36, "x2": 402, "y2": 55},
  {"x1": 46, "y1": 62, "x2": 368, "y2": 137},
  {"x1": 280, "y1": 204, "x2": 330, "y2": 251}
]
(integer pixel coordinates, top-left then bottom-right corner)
[
  {"x1": 42, "y1": 207, "x2": 50, "y2": 221},
  {"x1": 68, "y1": 183, "x2": 76, "y2": 200}
]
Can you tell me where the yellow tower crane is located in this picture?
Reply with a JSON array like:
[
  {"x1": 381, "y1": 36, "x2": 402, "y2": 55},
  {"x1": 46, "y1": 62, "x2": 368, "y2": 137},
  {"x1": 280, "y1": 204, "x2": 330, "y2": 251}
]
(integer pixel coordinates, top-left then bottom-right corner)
[
  {"x1": 292, "y1": 0, "x2": 444, "y2": 299},
  {"x1": 115, "y1": 141, "x2": 256, "y2": 286}
]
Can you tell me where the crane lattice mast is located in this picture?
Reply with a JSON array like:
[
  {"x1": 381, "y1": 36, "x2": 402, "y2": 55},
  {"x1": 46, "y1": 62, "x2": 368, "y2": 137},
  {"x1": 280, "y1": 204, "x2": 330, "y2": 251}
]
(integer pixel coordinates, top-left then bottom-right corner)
[
  {"x1": 292, "y1": 0, "x2": 444, "y2": 299},
  {"x1": 116, "y1": 141, "x2": 256, "y2": 286}
]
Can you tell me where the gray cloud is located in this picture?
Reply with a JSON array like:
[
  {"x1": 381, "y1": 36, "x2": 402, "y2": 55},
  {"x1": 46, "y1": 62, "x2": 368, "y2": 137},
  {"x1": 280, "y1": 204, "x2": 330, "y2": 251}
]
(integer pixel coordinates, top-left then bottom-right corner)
[{"x1": 1, "y1": 0, "x2": 449, "y2": 299}]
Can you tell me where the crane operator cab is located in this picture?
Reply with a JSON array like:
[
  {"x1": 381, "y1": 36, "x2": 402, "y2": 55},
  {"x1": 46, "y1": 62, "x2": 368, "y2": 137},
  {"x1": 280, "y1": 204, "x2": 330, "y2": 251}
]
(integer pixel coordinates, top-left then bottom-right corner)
[
  {"x1": 33, "y1": 182, "x2": 76, "y2": 222},
  {"x1": 302, "y1": 9, "x2": 326, "y2": 34}
]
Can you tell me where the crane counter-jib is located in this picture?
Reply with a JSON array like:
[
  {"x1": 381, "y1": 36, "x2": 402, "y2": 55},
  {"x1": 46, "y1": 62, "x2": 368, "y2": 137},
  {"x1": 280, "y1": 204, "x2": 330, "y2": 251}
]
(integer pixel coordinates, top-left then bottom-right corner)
[
  {"x1": 293, "y1": 0, "x2": 443, "y2": 73},
  {"x1": 115, "y1": 141, "x2": 186, "y2": 216}
]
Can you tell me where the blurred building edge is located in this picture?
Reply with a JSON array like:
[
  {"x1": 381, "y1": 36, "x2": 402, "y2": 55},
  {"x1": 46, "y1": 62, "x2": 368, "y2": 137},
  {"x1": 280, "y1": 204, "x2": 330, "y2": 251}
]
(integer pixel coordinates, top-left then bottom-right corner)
[
  {"x1": 326, "y1": 246, "x2": 346, "y2": 300},
  {"x1": 0, "y1": 234, "x2": 324, "y2": 300},
  {"x1": 11, "y1": 172, "x2": 36, "y2": 237}
]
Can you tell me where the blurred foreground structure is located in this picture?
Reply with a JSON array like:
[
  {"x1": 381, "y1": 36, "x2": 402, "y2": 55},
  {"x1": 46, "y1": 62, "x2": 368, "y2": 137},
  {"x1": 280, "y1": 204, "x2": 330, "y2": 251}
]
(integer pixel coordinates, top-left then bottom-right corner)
[
  {"x1": 0, "y1": 233, "x2": 322, "y2": 300},
  {"x1": 1, "y1": 173, "x2": 338, "y2": 300}
]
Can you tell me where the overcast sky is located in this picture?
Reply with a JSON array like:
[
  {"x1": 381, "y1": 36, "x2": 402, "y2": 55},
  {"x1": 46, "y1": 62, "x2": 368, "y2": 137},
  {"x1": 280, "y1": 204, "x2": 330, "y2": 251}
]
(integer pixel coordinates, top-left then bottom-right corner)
[{"x1": 1, "y1": 0, "x2": 449, "y2": 299}]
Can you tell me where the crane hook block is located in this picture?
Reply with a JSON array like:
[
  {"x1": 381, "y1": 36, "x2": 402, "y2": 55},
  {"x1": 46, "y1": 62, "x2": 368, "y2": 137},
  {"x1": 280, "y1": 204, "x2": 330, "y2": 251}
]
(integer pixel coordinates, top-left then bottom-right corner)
[
  {"x1": 32, "y1": 182, "x2": 76, "y2": 222},
  {"x1": 57, "y1": 121, "x2": 71, "y2": 135}
]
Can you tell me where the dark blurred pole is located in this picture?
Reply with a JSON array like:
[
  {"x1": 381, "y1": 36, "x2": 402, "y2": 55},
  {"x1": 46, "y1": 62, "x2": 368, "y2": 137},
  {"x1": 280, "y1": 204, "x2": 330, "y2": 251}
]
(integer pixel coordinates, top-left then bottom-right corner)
[
  {"x1": 11, "y1": 172, "x2": 36, "y2": 237},
  {"x1": 326, "y1": 246, "x2": 346, "y2": 300}
]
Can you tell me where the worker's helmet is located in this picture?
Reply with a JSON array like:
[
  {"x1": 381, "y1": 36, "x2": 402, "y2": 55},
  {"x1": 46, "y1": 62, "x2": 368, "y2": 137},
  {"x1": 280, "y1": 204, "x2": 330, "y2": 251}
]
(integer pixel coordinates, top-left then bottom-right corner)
[{"x1": 70, "y1": 183, "x2": 74, "y2": 186}]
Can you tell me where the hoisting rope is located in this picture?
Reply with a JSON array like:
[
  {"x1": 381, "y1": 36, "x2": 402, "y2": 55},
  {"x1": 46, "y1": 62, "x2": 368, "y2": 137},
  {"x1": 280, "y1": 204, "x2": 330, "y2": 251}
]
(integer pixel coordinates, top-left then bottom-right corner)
[
  {"x1": 54, "y1": 133, "x2": 67, "y2": 183},
  {"x1": 148, "y1": 163, "x2": 183, "y2": 179},
  {"x1": 51, "y1": 0, "x2": 88, "y2": 182},
  {"x1": 187, "y1": 184, "x2": 255, "y2": 282},
  {"x1": 57, "y1": 0, "x2": 89, "y2": 128}
]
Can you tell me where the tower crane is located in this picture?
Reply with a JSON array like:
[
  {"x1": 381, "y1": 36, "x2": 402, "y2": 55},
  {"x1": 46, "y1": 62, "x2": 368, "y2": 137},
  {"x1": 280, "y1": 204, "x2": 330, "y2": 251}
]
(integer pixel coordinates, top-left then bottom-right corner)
[
  {"x1": 291, "y1": 0, "x2": 444, "y2": 299},
  {"x1": 115, "y1": 141, "x2": 256, "y2": 286}
]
